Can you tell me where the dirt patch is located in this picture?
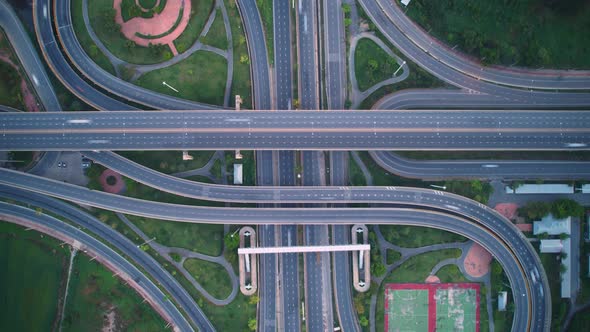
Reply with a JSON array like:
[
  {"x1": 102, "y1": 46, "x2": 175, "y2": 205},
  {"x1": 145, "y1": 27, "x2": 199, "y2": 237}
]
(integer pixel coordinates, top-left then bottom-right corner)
[
  {"x1": 113, "y1": 0, "x2": 191, "y2": 54},
  {"x1": 99, "y1": 169, "x2": 126, "y2": 193},
  {"x1": 425, "y1": 275, "x2": 441, "y2": 283},
  {"x1": 494, "y1": 203, "x2": 518, "y2": 221},
  {"x1": 463, "y1": 243, "x2": 492, "y2": 278},
  {"x1": 102, "y1": 307, "x2": 118, "y2": 332}
]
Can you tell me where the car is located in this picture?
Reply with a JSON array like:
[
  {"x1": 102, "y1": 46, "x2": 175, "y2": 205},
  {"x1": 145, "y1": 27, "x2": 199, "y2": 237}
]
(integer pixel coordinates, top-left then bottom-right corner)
[
  {"x1": 57, "y1": 162, "x2": 62, "y2": 168},
  {"x1": 62, "y1": 162, "x2": 67, "y2": 168}
]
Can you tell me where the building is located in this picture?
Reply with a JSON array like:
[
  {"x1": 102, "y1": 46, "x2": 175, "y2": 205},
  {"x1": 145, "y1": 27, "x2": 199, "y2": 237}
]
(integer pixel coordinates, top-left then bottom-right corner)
[
  {"x1": 233, "y1": 164, "x2": 243, "y2": 185},
  {"x1": 401, "y1": 0, "x2": 411, "y2": 6},
  {"x1": 540, "y1": 239, "x2": 563, "y2": 253},
  {"x1": 533, "y1": 215, "x2": 571, "y2": 236},
  {"x1": 561, "y1": 238, "x2": 572, "y2": 298},
  {"x1": 509, "y1": 184, "x2": 573, "y2": 194},
  {"x1": 498, "y1": 291, "x2": 508, "y2": 311}
]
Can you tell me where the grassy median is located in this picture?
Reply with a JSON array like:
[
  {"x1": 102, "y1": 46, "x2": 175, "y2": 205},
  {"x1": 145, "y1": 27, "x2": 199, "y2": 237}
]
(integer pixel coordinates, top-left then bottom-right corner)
[
  {"x1": 184, "y1": 258, "x2": 232, "y2": 298},
  {"x1": 354, "y1": 38, "x2": 399, "y2": 91}
]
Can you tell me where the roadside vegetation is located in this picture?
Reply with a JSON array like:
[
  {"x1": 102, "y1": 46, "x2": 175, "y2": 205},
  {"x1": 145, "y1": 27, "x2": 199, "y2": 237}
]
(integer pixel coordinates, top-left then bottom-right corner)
[
  {"x1": 225, "y1": 151, "x2": 256, "y2": 186},
  {"x1": 255, "y1": 0, "x2": 274, "y2": 64},
  {"x1": 135, "y1": 51, "x2": 227, "y2": 105},
  {"x1": 117, "y1": 150, "x2": 215, "y2": 174},
  {"x1": 225, "y1": 0, "x2": 253, "y2": 109},
  {"x1": 71, "y1": 0, "x2": 116, "y2": 75},
  {"x1": 184, "y1": 258, "x2": 232, "y2": 298},
  {"x1": 518, "y1": 199, "x2": 585, "y2": 222},
  {"x1": 354, "y1": 38, "x2": 399, "y2": 91},
  {"x1": 62, "y1": 254, "x2": 166, "y2": 331},
  {"x1": 0, "y1": 222, "x2": 67, "y2": 332},
  {"x1": 201, "y1": 10, "x2": 228, "y2": 50},
  {"x1": 0, "y1": 29, "x2": 43, "y2": 111},
  {"x1": 348, "y1": 154, "x2": 367, "y2": 186},
  {"x1": 403, "y1": 0, "x2": 590, "y2": 68},
  {"x1": 355, "y1": 5, "x2": 447, "y2": 110},
  {"x1": 380, "y1": 225, "x2": 467, "y2": 248},
  {"x1": 174, "y1": 0, "x2": 216, "y2": 53},
  {"x1": 126, "y1": 215, "x2": 223, "y2": 256}
]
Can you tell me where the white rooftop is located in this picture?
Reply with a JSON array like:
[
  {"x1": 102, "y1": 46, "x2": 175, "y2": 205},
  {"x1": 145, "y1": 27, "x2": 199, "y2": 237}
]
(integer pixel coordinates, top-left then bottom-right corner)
[
  {"x1": 539, "y1": 239, "x2": 563, "y2": 253},
  {"x1": 401, "y1": 0, "x2": 411, "y2": 6},
  {"x1": 533, "y1": 215, "x2": 571, "y2": 235},
  {"x1": 561, "y1": 238, "x2": 572, "y2": 298},
  {"x1": 498, "y1": 291, "x2": 508, "y2": 311},
  {"x1": 513, "y1": 184, "x2": 573, "y2": 194},
  {"x1": 233, "y1": 164, "x2": 243, "y2": 185}
]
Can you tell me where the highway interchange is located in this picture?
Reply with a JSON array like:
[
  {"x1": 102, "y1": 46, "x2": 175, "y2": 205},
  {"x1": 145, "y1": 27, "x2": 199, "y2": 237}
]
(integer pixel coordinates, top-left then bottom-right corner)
[{"x1": 2, "y1": 0, "x2": 590, "y2": 331}]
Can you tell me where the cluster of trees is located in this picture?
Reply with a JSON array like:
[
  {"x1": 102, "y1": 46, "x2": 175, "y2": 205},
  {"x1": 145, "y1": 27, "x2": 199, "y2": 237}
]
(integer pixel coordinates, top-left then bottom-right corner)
[
  {"x1": 518, "y1": 199, "x2": 584, "y2": 221},
  {"x1": 368, "y1": 230, "x2": 387, "y2": 277},
  {"x1": 444, "y1": 180, "x2": 493, "y2": 204}
]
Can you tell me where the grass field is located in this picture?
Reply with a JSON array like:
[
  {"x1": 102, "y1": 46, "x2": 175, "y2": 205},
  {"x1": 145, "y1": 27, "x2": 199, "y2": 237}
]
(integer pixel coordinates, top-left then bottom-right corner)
[
  {"x1": 87, "y1": 0, "x2": 172, "y2": 64},
  {"x1": 71, "y1": 0, "x2": 116, "y2": 75},
  {"x1": 386, "y1": 249, "x2": 402, "y2": 265},
  {"x1": 404, "y1": 0, "x2": 590, "y2": 68},
  {"x1": 126, "y1": 215, "x2": 223, "y2": 255},
  {"x1": 135, "y1": 51, "x2": 227, "y2": 105},
  {"x1": 200, "y1": 10, "x2": 228, "y2": 50},
  {"x1": 62, "y1": 254, "x2": 167, "y2": 331},
  {"x1": 183, "y1": 258, "x2": 232, "y2": 299},
  {"x1": 117, "y1": 150, "x2": 215, "y2": 174},
  {"x1": 174, "y1": 0, "x2": 215, "y2": 53},
  {"x1": 224, "y1": 0, "x2": 253, "y2": 109},
  {"x1": 386, "y1": 289, "x2": 429, "y2": 332},
  {"x1": 354, "y1": 38, "x2": 399, "y2": 91},
  {"x1": 380, "y1": 225, "x2": 467, "y2": 248},
  {"x1": 0, "y1": 222, "x2": 68, "y2": 332}
]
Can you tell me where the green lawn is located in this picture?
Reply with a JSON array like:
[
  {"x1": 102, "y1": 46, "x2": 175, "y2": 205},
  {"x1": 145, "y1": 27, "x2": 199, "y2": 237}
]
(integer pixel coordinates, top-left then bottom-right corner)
[
  {"x1": 380, "y1": 225, "x2": 467, "y2": 248},
  {"x1": 87, "y1": 0, "x2": 172, "y2": 64},
  {"x1": 9, "y1": 151, "x2": 34, "y2": 169},
  {"x1": 354, "y1": 38, "x2": 399, "y2": 91},
  {"x1": 200, "y1": 293, "x2": 257, "y2": 331},
  {"x1": 174, "y1": 0, "x2": 215, "y2": 53},
  {"x1": 255, "y1": 0, "x2": 274, "y2": 65},
  {"x1": 538, "y1": 250, "x2": 569, "y2": 330},
  {"x1": 135, "y1": 51, "x2": 227, "y2": 105},
  {"x1": 436, "y1": 264, "x2": 468, "y2": 282},
  {"x1": 375, "y1": 249, "x2": 462, "y2": 332},
  {"x1": 569, "y1": 307, "x2": 590, "y2": 332},
  {"x1": 70, "y1": 0, "x2": 116, "y2": 75},
  {"x1": 126, "y1": 215, "x2": 223, "y2": 255},
  {"x1": 225, "y1": 0, "x2": 253, "y2": 109},
  {"x1": 201, "y1": 10, "x2": 228, "y2": 50},
  {"x1": 490, "y1": 260, "x2": 514, "y2": 332},
  {"x1": 62, "y1": 254, "x2": 167, "y2": 331},
  {"x1": 404, "y1": 0, "x2": 590, "y2": 68},
  {"x1": 0, "y1": 222, "x2": 68, "y2": 332},
  {"x1": 397, "y1": 150, "x2": 590, "y2": 161},
  {"x1": 117, "y1": 150, "x2": 215, "y2": 174},
  {"x1": 183, "y1": 258, "x2": 232, "y2": 299}
]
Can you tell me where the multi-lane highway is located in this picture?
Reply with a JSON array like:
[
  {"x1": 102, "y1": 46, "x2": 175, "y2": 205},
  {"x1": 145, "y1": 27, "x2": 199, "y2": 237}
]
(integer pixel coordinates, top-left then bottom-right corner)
[
  {"x1": 370, "y1": 151, "x2": 590, "y2": 180},
  {"x1": 0, "y1": 167, "x2": 550, "y2": 332},
  {"x1": 0, "y1": 186, "x2": 217, "y2": 331},
  {"x1": 2, "y1": 110, "x2": 590, "y2": 151}
]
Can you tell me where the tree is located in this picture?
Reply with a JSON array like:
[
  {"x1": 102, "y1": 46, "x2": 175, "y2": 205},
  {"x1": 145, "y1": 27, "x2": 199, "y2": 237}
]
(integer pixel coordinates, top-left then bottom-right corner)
[
  {"x1": 240, "y1": 54, "x2": 250, "y2": 64},
  {"x1": 371, "y1": 261, "x2": 386, "y2": 277},
  {"x1": 247, "y1": 318, "x2": 257, "y2": 331},
  {"x1": 359, "y1": 315, "x2": 369, "y2": 327},
  {"x1": 551, "y1": 199, "x2": 584, "y2": 219},
  {"x1": 342, "y1": 4, "x2": 351, "y2": 14},
  {"x1": 559, "y1": 233, "x2": 570, "y2": 240},
  {"x1": 248, "y1": 295, "x2": 260, "y2": 305},
  {"x1": 344, "y1": 18, "x2": 352, "y2": 27},
  {"x1": 367, "y1": 59, "x2": 378, "y2": 71}
]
